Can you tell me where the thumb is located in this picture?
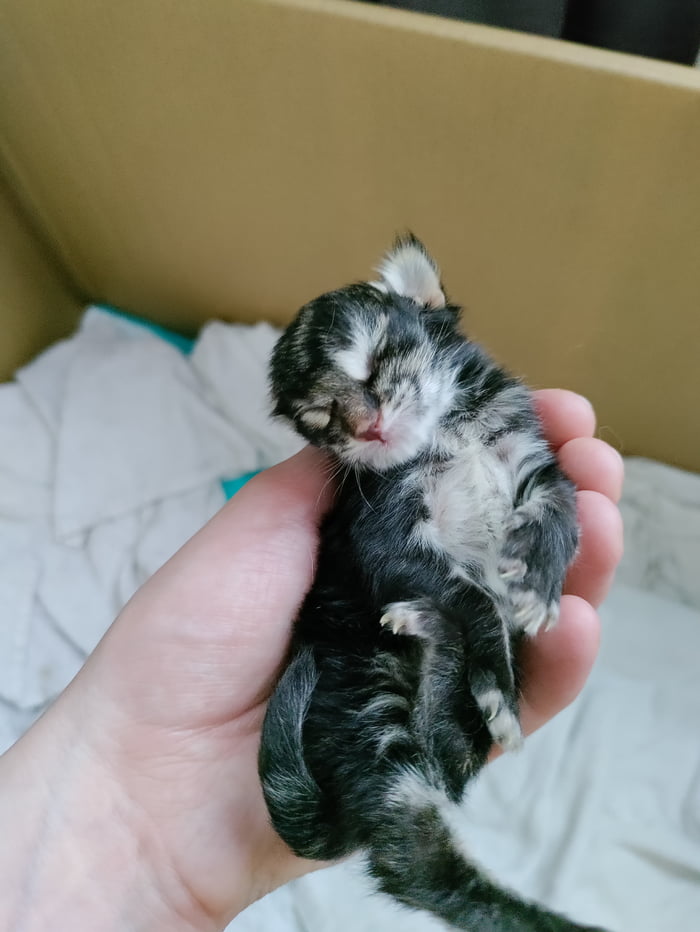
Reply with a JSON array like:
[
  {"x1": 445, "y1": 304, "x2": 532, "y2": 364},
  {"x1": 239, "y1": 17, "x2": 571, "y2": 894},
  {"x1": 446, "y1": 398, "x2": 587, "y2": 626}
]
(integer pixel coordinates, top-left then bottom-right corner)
[{"x1": 94, "y1": 446, "x2": 335, "y2": 726}]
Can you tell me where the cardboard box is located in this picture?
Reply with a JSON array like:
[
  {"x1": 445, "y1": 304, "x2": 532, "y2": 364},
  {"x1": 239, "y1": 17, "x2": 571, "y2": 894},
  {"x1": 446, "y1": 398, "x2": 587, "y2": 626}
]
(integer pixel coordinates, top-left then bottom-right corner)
[{"x1": 1, "y1": 0, "x2": 699, "y2": 470}]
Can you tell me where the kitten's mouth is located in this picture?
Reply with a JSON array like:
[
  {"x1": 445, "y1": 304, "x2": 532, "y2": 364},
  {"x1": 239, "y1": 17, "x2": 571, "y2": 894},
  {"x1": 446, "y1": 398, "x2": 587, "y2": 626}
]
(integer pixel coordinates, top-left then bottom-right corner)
[{"x1": 354, "y1": 412, "x2": 387, "y2": 445}]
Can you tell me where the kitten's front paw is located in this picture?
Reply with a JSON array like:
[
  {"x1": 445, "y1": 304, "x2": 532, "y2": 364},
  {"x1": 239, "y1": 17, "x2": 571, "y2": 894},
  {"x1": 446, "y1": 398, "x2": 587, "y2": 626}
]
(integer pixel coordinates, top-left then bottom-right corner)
[
  {"x1": 509, "y1": 588, "x2": 560, "y2": 637},
  {"x1": 498, "y1": 526, "x2": 562, "y2": 636}
]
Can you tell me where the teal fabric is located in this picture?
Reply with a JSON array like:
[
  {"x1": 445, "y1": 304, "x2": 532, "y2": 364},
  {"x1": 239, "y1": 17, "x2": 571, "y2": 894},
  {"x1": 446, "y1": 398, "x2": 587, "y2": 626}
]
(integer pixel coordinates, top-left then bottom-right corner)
[
  {"x1": 221, "y1": 471, "x2": 260, "y2": 499},
  {"x1": 95, "y1": 305, "x2": 261, "y2": 499},
  {"x1": 97, "y1": 304, "x2": 196, "y2": 355}
]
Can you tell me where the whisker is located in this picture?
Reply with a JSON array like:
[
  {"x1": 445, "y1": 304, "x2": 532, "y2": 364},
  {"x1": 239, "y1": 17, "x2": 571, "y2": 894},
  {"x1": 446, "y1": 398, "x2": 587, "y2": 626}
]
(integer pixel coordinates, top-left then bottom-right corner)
[
  {"x1": 315, "y1": 457, "x2": 345, "y2": 508},
  {"x1": 337, "y1": 463, "x2": 352, "y2": 496},
  {"x1": 354, "y1": 466, "x2": 376, "y2": 513}
]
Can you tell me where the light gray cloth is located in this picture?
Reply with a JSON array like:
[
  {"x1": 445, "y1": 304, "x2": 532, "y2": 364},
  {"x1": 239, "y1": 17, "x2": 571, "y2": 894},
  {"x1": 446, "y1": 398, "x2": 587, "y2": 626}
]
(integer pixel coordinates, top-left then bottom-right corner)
[{"x1": 0, "y1": 308, "x2": 300, "y2": 733}]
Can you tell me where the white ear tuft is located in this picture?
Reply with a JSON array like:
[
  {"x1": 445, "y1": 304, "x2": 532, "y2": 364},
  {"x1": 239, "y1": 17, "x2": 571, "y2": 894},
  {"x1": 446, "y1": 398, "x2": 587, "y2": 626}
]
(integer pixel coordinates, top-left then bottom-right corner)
[{"x1": 376, "y1": 236, "x2": 445, "y2": 309}]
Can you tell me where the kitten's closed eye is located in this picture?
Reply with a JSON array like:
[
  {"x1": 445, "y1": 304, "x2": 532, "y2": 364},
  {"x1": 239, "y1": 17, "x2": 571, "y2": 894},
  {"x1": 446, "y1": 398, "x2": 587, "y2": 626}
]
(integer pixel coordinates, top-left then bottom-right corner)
[{"x1": 335, "y1": 344, "x2": 375, "y2": 384}]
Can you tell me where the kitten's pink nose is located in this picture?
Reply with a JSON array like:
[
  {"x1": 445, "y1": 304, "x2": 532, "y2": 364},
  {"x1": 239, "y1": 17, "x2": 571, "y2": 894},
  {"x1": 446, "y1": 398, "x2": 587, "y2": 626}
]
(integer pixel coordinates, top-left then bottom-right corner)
[{"x1": 356, "y1": 414, "x2": 385, "y2": 443}]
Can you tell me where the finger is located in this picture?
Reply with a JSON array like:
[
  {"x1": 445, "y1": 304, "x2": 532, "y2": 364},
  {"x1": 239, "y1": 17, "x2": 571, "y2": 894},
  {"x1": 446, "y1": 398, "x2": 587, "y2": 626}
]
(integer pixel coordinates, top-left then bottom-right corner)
[
  {"x1": 230, "y1": 445, "x2": 335, "y2": 532},
  {"x1": 557, "y1": 436, "x2": 625, "y2": 503},
  {"x1": 534, "y1": 389, "x2": 596, "y2": 450},
  {"x1": 565, "y1": 490, "x2": 624, "y2": 607},
  {"x1": 488, "y1": 595, "x2": 601, "y2": 761},
  {"x1": 167, "y1": 445, "x2": 333, "y2": 620},
  {"x1": 518, "y1": 595, "x2": 601, "y2": 738}
]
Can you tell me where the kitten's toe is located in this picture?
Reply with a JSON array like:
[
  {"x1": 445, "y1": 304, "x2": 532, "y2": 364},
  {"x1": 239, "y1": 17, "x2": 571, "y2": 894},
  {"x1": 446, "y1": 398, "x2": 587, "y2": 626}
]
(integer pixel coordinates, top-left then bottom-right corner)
[
  {"x1": 380, "y1": 601, "x2": 429, "y2": 638},
  {"x1": 475, "y1": 688, "x2": 523, "y2": 751},
  {"x1": 511, "y1": 588, "x2": 556, "y2": 637},
  {"x1": 544, "y1": 599, "x2": 560, "y2": 631},
  {"x1": 498, "y1": 557, "x2": 527, "y2": 581}
]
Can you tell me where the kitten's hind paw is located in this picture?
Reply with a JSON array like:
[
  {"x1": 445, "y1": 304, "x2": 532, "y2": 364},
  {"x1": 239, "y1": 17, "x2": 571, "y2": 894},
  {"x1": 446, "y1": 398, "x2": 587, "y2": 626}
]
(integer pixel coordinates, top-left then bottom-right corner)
[
  {"x1": 380, "y1": 601, "x2": 432, "y2": 638},
  {"x1": 474, "y1": 687, "x2": 523, "y2": 752}
]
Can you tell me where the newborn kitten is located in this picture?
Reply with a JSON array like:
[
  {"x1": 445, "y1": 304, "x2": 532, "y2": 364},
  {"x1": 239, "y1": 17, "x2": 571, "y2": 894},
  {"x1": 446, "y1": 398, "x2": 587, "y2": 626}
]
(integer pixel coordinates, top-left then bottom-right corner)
[{"x1": 260, "y1": 237, "x2": 602, "y2": 931}]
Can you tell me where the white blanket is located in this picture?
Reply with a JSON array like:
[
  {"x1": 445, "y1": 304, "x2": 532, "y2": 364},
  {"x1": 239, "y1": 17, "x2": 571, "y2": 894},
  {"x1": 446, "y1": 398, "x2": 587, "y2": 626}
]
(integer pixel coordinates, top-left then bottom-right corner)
[
  {"x1": 0, "y1": 307, "x2": 698, "y2": 932},
  {"x1": 0, "y1": 309, "x2": 300, "y2": 734}
]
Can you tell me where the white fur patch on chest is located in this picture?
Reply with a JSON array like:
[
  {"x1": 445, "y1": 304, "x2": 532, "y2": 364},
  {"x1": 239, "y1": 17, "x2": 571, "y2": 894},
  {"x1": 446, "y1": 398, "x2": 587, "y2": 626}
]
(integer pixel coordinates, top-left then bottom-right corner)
[{"x1": 410, "y1": 441, "x2": 514, "y2": 576}]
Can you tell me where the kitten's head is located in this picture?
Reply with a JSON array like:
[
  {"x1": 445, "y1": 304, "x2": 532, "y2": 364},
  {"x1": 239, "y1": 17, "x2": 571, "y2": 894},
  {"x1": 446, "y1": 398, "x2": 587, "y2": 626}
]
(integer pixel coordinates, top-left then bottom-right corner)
[{"x1": 270, "y1": 236, "x2": 463, "y2": 471}]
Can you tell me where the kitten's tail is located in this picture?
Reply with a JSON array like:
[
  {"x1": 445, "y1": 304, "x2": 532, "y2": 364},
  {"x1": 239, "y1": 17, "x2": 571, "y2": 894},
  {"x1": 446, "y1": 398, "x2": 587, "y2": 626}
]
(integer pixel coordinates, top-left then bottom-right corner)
[
  {"x1": 260, "y1": 648, "x2": 345, "y2": 861},
  {"x1": 261, "y1": 655, "x2": 607, "y2": 930},
  {"x1": 366, "y1": 765, "x2": 607, "y2": 932}
]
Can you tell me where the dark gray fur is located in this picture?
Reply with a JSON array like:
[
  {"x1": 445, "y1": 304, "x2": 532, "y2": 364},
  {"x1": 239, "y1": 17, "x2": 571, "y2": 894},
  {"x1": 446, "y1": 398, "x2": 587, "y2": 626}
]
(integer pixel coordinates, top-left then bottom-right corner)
[{"x1": 259, "y1": 236, "x2": 605, "y2": 931}]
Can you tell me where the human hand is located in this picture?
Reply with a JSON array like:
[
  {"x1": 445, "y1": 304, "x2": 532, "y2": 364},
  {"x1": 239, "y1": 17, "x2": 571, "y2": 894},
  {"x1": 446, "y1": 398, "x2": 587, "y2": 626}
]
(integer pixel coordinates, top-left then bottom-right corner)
[{"x1": 0, "y1": 389, "x2": 622, "y2": 932}]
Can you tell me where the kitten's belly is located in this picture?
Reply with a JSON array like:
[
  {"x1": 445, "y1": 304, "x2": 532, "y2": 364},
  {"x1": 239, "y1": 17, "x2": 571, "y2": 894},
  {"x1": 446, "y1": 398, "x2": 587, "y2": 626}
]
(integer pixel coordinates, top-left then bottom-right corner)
[{"x1": 412, "y1": 445, "x2": 513, "y2": 584}]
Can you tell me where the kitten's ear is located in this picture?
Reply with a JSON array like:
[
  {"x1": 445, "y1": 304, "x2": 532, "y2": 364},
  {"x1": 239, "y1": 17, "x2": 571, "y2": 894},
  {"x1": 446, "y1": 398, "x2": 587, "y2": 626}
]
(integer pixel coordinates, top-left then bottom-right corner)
[{"x1": 374, "y1": 235, "x2": 446, "y2": 309}]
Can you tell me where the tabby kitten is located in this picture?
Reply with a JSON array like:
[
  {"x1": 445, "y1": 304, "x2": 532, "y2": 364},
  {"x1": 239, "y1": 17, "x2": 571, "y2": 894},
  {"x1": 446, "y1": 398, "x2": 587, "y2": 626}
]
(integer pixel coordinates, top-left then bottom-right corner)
[{"x1": 260, "y1": 237, "x2": 604, "y2": 931}]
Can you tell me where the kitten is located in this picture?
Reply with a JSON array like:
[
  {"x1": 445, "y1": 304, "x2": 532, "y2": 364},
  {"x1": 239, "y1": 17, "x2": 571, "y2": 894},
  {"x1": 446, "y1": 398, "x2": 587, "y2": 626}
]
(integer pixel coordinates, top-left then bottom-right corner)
[{"x1": 260, "y1": 236, "x2": 604, "y2": 931}]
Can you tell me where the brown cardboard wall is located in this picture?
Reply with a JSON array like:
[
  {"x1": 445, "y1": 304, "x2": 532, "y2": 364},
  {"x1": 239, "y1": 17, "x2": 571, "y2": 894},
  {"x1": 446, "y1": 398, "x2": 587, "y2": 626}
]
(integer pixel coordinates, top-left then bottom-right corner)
[
  {"x1": 0, "y1": 176, "x2": 81, "y2": 380},
  {"x1": 0, "y1": 0, "x2": 699, "y2": 468}
]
